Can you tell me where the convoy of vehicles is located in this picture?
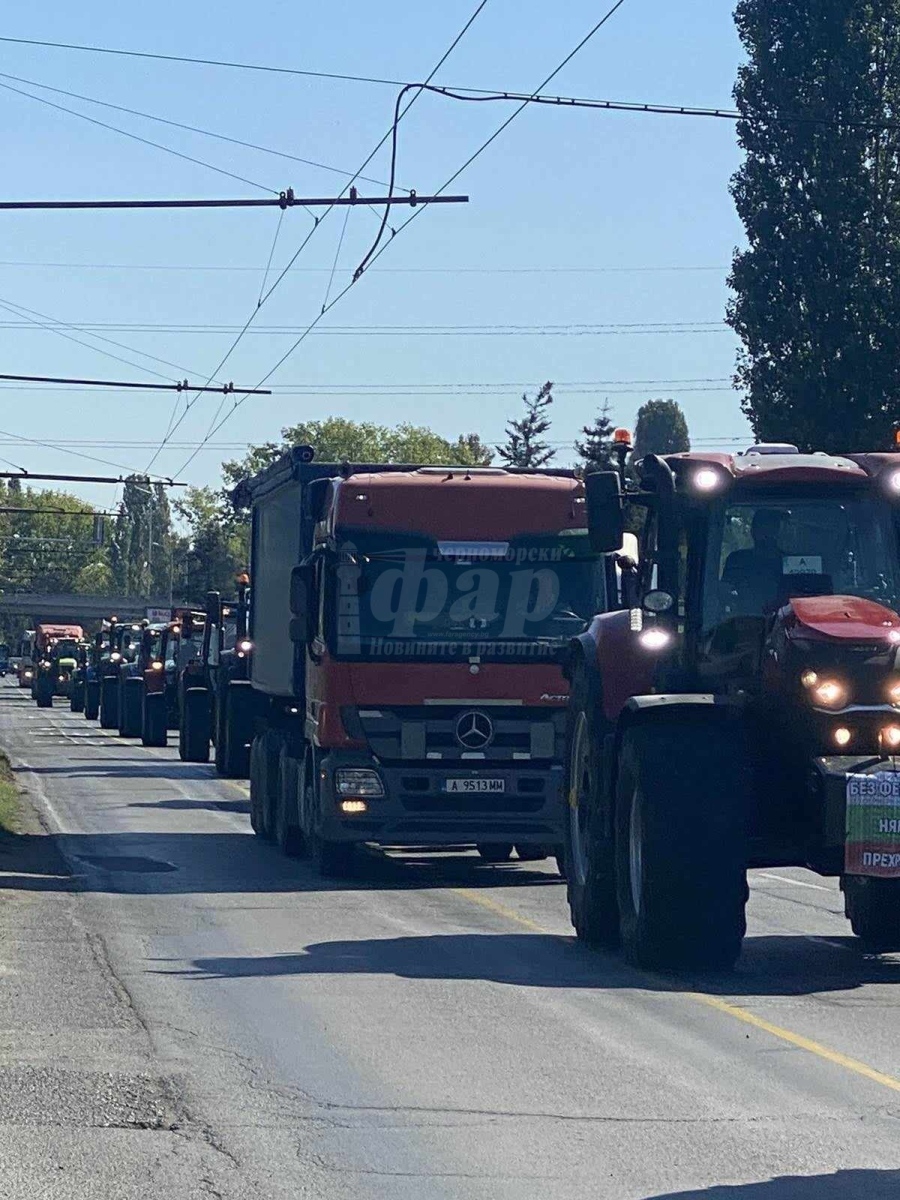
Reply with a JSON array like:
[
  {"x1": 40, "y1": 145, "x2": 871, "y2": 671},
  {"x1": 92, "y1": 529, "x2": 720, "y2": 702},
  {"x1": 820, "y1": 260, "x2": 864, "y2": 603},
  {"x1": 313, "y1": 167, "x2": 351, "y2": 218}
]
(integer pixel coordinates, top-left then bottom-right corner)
[
  {"x1": 7, "y1": 437, "x2": 900, "y2": 969},
  {"x1": 238, "y1": 447, "x2": 602, "y2": 876},
  {"x1": 565, "y1": 437, "x2": 900, "y2": 969}
]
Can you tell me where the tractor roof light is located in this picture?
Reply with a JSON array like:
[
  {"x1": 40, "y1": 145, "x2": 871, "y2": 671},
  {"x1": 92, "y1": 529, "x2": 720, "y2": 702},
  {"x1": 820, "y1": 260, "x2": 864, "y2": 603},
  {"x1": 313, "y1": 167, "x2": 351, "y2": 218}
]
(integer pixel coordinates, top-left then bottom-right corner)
[
  {"x1": 613, "y1": 427, "x2": 632, "y2": 446},
  {"x1": 692, "y1": 467, "x2": 725, "y2": 493}
]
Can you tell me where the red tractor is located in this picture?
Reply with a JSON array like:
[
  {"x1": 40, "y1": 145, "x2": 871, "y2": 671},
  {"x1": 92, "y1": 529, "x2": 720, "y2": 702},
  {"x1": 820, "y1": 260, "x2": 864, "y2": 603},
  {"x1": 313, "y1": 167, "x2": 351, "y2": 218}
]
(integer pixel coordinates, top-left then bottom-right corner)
[{"x1": 566, "y1": 438, "x2": 900, "y2": 970}]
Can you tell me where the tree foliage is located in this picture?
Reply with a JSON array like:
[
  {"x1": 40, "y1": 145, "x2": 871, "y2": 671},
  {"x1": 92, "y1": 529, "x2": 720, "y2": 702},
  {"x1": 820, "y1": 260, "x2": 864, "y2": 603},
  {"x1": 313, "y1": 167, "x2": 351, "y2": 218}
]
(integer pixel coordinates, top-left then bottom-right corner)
[
  {"x1": 222, "y1": 417, "x2": 493, "y2": 491},
  {"x1": 108, "y1": 477, "x2": 177, "y2": 597},
  {"x1": 173, "y1": 486, "x2": 248, "y2": 599},
  {"x1": 496, "y1": 382, "x2": 556, "y2": 468},
  {"x1": 727, "y1": 0, "x2": 900, "y2": 451},
  {"x1": 575, "y1": 401, "x2": 616, "y2": 472},
  {"x1": 633, "y1": 399, "x2": 690, "y2": 459}
]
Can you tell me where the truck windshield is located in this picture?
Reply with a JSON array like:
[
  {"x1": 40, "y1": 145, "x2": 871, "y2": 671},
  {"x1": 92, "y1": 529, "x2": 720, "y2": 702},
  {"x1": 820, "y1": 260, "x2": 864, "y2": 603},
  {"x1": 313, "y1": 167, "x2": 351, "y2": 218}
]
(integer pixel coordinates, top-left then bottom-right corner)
[
  {"x1": 702, "y1": 494, "x2": 900, "y2": 632},
  {"x1": 332, "y1": 530, "x2": 603, "y2": 660}
]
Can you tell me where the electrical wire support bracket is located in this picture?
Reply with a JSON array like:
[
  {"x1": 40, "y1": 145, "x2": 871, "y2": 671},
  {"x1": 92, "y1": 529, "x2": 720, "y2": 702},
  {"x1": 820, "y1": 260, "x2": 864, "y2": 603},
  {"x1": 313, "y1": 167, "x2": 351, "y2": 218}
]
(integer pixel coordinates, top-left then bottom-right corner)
[{"x1": 0, "y1": 190, "x2": 468, "y2": 212}]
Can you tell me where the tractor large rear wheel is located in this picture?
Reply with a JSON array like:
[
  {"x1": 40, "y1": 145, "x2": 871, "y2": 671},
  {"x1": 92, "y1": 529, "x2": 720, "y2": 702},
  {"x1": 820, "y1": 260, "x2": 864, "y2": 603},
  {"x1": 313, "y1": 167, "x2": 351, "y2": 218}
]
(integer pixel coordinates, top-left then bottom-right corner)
[
  {"x1": 70, "y1": 681, "x2": 85, "y2": 714},
  {"x1": 179, "y1": 689, "x2": 211, "y2": 762},
  {"x1": 216, "y1": 680, "x2": 254, "y2": 778},
  {"x1": 84, "y1": 681, "x2": 100, "y2": 721},
  {"x1": 615, "y1": 718, "x2": 749, "y2": 972},
  {"x1": 843, "y1": 877, "x2": 900, "y2": 950},
  {"x1": 564, "y1": 669, "x2": 619, "y2": 948},
  {"x1": 120, "y1": 678, "x2": 142, "y2": 737},
  {"x1": 99, "y1": 676, "x2": 119, "y2": 729},
  {"x1": 141, "y1": 693, "x2": 167, "y2": 748}
]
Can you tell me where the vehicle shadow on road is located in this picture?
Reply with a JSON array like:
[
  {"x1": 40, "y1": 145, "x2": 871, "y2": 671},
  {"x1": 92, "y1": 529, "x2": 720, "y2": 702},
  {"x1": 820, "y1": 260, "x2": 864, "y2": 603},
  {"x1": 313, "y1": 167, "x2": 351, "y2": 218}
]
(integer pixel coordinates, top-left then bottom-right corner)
[
  {"x1": 0, "y1": 832, "x2": 562, "y2": 897},
  {"x1": 164, "y1": 929, "x2": 900, "y2": 996},
  {"x1": 23, "y1": 763, "x2": 219, "y2": 780},
  {"x1": 645, "y1": 1170, "x2": 900, "y2": 1198}
]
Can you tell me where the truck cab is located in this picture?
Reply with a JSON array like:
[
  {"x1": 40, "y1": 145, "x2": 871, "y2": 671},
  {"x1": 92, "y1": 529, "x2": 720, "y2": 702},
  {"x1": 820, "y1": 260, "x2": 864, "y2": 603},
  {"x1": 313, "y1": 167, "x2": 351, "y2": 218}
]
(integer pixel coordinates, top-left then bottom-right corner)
[{"x1": 241, "y1": 448, "x2": 603, "y2": 876}]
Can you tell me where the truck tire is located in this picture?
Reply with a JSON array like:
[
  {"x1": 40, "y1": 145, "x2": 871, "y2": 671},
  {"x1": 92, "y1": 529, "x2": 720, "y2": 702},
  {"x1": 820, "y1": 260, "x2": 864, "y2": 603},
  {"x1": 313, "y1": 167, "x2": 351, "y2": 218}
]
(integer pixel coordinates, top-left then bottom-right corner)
[
  {"x1": 70, "y1": 681, "x2": 85, "y2": 713},
  {"x1": 249, "y1": 730, "x2": 279, "y2": 840},
  {"x1": 179, "y1": 688, "x2": 211, "y2": 762},
  {"x1": 120, "y1": 678, "x2": 143, "y2": 737},
  {"x1": 84, "y1": 681, "x2": 100, "y2": 721},
  {"x1": 564, "y1": 668, "x2": 620, "y2": 947},
  {"x1": 141, "y1": 693, "x2": 167, "y2": 747},
  {"x1": 843, "y1": 876, "x2": 900, "y2": 950},
  {"x1": 99, "y1": 676, "x2": 119, "y2": 729},
  {"x1": 216, "y1": 680, "x2": 254, "y2": 778},
  {"x1": 476, "y1": 844, "x2": 513, "y2": 862},
  {"x1": 275, "y1": 741, "x2": 306, "y2": 857},
  {"x1": 615, "y1": 717, "x2": 749, "y2": 972},
  {"x1": 35, "y1": 677, "x2": 53, "y2": 708}
]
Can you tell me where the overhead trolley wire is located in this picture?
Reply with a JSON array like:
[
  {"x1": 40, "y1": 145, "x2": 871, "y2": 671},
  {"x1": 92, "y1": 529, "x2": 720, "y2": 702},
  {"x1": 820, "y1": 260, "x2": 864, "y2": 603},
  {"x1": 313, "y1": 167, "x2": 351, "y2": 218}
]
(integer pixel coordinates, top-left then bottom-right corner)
[
  {"x1": 142, "y1": 0, "x2": 491, "y2": 474},
  {"x1": 173, "y1": 0, "x2": 631, "y2": 476}
]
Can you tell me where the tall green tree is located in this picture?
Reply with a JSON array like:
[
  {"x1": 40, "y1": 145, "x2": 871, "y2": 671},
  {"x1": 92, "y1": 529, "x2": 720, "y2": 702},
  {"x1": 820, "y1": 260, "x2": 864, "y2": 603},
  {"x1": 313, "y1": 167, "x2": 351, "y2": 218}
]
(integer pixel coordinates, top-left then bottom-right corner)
[
  {"x1": 496, "y1": 382, "x2": 556, "y2": 468},
  {"x1": 109, "y1": 477, "x2": 176, "y2": 596},
  {"x1": 727, "y1": 0, "x2": 900, "y2": 451},
  {"x1": 173, "y1": 485, "x2": 249, "y2": 599},
  {"x1": 633, "y1": 399, "x2": 691, "y2": 459},
  {"x1": 575, "y1": 401, "x2": 616, "y2": 472}
]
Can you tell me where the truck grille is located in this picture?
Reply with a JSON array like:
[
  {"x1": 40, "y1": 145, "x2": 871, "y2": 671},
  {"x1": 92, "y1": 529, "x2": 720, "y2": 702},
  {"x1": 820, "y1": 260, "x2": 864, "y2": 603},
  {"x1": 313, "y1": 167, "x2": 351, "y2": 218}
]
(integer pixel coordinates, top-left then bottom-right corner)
[{"x1": 353, "y1": 705, "x2": 565, "y2": 763}]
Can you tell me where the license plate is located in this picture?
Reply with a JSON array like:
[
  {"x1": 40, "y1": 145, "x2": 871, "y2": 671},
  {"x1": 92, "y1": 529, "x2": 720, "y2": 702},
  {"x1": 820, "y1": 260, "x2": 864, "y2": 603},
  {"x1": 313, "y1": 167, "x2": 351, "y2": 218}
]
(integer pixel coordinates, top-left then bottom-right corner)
[{"x1": 442, "y1": 778, "x2": 505, "y2": 794}]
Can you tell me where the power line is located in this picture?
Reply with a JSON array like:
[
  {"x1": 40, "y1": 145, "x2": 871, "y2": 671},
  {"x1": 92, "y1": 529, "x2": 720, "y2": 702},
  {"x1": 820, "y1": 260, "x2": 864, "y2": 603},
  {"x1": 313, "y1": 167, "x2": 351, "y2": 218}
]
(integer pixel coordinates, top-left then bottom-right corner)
[
  {"x1": 175, "y1": 0, "x2": 631, "y2": 476},
  {"x1": 144, "y1": 0, "x2": 491, "y2": 473},
  {"x1": 0, "y1": 294, "x2": 219, "y2": 383},
  {"x1": 0, "y1": 77, "x2": 278, "y2": 195},
  {"x1": 0, "y1": 68, "x2": 393, "y2": 188},
  {"x1": 0, "y1": 319, "x2": 727, "y2": 334},
  {"x1": 0, "y1": 259, "x2": 728, "y2": 274}
]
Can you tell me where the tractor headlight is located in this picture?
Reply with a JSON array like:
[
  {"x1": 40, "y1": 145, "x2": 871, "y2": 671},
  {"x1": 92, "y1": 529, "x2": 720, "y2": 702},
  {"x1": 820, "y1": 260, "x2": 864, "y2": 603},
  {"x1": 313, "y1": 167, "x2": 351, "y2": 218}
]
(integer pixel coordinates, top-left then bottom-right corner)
[
  {"x1": 887, "y1": 679, "x2": 900, "y2": 707},
  {"x1": 238, "y1": 639, "x2": 253, "y2": 653},
  {"x1": 110, "y1": 652, "x2": 122, "y2": 663},
  {"x1": 808, "y1": 678, "x2": 848, "y2": 709},
  {"x1": 151, "y1": 661, "x2": 164, "y2": 671}
]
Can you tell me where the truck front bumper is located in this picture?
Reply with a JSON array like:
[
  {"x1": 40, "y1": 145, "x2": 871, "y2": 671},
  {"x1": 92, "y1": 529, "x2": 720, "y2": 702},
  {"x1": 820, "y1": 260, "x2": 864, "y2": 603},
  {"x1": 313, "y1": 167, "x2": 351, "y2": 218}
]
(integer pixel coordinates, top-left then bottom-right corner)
[{"x1": 317, "y1": 754, "x2": 566, "y2": 848}]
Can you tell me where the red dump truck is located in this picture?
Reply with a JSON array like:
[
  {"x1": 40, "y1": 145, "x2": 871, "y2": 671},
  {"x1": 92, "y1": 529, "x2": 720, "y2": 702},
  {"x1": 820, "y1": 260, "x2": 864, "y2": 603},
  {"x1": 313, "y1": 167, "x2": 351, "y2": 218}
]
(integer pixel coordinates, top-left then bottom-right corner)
[{"x1": 238, "y1": 447, "x2": 606, "y2": 876}]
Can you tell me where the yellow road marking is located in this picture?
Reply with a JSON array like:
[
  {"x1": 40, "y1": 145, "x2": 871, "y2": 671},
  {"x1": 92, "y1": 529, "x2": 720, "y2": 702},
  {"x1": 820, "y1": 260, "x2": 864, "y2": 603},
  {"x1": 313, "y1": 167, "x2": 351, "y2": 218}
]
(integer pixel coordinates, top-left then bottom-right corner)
[
  {"x1": 450, "y1": 886, "x2": 900, "y2": 1094},
  {"x1": 452, "y1": 888, "x2": 548, "y2": 933},
  {"x1": 689, "y1": 992, "x2": 900, "y2": 1093}
]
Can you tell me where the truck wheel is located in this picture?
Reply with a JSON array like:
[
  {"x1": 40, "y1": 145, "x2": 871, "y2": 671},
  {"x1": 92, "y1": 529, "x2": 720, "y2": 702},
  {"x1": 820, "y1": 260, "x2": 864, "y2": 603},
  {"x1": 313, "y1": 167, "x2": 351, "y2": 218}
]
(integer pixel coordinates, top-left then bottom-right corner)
[
  {"x1": 217, "y1": 681, "x2": 253, "y2": 778},
  {"x1": 141, "y1": 694, "x2": 167, "y2": 748},
  {"x1": 615, "y1": 718, "x2": 749, "y2": 972},
  {"x1": 70, "y1": 682, "x2": 85, "y2": 714},
  {"x1": 84, "y1": 682, "x2": 100, "y2": 721},
  {"x1": 476, "y1": 844, "x2": 513, "y2": 862},
  {"x1": 120, "y1": 679, "x2": 142, "y2": 737},
  {"x1": 99, "y1": 677, "x2": 119, "y2": 729},
  {"x1": 564, "y1": 669, "x2": 619, "y2": 947},
  {"x1": 179, "y1": 688, "x2": 211, "y2": 762},
  {"x1": 249, "y1": 731, "x2": 279, "y2": 840},
  {"x1": 843, "y1": 877, "x2": 900, "y2": 950},
  {"x1": 276, "y1": 742, "x2": 306, "y2": 857},
  {"x1": 300, "y1": 755, "x2": 356, "y2": 877}
]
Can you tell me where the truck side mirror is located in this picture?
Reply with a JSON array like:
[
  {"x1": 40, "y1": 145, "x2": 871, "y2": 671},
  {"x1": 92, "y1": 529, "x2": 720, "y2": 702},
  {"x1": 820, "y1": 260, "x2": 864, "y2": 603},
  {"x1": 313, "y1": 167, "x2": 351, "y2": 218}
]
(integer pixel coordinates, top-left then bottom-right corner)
[
  {"x1": 584, "y1": 470, "x2": 625, "y2": 554},
  {"x1": 290, "y1": 563, "x2": 314, "y2": 620},
  {"x1": 205, "y1": 590, "x2": 220, "y2": 623},
  {"x1": 307, "y1": 478, "x2": 330, "y2": 524}
]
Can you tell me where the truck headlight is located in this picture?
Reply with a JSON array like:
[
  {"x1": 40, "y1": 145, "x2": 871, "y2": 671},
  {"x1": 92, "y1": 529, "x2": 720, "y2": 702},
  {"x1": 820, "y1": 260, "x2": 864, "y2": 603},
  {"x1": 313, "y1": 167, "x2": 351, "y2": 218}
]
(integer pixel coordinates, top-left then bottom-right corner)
[{"x1": 335, "y1": 768, "x2": 384, "y2": 798}]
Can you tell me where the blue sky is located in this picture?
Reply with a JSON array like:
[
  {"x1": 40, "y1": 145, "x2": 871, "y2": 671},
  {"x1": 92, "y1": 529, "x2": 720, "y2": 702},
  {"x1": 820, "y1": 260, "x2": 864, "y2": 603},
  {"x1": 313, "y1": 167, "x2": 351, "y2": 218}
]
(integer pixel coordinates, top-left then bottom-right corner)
[{"x1": 0, "y1": 1, "x2": 751, "y2": 508}]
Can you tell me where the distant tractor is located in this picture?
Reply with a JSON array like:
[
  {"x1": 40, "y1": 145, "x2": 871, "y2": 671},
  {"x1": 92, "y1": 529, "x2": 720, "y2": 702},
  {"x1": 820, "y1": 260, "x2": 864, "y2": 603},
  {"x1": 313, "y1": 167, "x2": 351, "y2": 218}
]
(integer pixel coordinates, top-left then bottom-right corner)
[{"x1": 565, "y1": 437, "x2": 900, "y2": 969}]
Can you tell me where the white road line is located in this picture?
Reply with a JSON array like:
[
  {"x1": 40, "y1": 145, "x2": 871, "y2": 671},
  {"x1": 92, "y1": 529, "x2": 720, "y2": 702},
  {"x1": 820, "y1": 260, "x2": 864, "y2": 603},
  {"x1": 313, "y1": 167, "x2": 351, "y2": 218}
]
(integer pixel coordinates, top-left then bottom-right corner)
[{"x1": 755, "y1": 871, "x2": 832, "y2": 892}]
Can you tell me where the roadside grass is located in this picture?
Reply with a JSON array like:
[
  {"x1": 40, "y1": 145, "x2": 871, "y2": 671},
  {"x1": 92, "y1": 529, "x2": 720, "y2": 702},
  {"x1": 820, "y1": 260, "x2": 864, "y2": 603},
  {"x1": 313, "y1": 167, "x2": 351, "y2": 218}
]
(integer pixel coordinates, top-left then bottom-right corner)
[{"x1": 0, "y1": 753, "x2": 20, "y2": 835}]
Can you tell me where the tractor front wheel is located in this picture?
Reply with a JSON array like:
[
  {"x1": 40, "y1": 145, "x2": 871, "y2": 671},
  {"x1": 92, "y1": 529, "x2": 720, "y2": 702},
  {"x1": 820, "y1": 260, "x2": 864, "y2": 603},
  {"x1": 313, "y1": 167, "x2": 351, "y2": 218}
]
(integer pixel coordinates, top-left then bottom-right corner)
[
  {"x1": 843, "y1": 876, "x2": 900, "y2": 950},
  {"x1": 615, "y1": 718, "x2": 749, "y2": 972}
]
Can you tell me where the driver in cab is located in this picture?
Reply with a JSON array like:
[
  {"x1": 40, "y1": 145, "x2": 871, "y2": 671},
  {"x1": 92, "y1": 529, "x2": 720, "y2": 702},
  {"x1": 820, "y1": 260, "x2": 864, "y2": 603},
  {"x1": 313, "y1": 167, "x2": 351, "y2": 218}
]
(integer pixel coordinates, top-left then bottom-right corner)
[{"x1": 721, "y1": 508, "x2": 787, "y2": 616}]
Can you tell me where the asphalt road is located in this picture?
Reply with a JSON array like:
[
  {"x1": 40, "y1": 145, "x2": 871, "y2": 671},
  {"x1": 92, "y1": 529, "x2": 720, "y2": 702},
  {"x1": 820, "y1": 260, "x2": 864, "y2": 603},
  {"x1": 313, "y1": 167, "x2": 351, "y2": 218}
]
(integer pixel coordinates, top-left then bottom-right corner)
[{"x1": 2, "y1": 680, "x2": 900, "y2": 1199}]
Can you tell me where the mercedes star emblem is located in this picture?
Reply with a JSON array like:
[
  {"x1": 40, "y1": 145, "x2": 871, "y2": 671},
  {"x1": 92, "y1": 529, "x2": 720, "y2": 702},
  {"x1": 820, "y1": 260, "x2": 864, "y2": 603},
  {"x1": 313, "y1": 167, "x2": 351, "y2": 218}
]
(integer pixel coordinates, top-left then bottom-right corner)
[{"x1": 455, "y1": 710, "x2": 494, "y2": 749}]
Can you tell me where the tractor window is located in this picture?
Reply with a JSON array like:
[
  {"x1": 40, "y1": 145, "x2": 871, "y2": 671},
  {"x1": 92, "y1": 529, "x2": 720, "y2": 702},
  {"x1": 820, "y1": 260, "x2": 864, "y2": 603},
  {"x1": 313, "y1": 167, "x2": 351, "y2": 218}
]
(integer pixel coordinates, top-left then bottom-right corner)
[{"x1": 703, "y1": 495, "x2": 900, "y2": 632}]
